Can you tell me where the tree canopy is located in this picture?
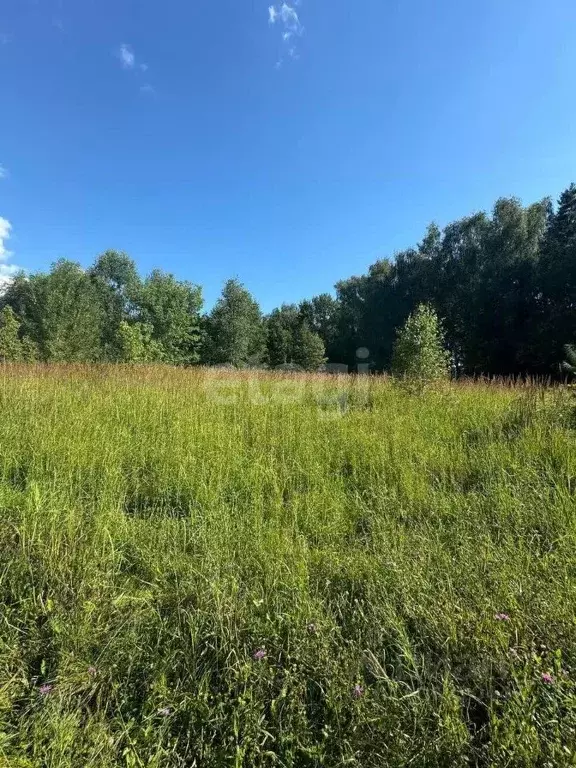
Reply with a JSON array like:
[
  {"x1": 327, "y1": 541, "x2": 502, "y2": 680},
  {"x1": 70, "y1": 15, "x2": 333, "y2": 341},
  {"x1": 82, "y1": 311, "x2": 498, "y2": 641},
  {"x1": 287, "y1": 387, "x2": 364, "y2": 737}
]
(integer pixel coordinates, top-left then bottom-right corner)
[{"x1": 2, "y1": 183, "x2": 576, "y2": 375}]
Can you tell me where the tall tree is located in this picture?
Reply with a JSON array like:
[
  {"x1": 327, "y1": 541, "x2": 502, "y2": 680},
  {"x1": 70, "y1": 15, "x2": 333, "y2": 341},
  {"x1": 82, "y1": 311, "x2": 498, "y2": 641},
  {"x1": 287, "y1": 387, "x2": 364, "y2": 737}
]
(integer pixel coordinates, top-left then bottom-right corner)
[
  {"x1": 539, "y1": 184, "x2": 576, "y2": 371},
  {"x1": 203, "y1": 279, "x2": 264, "y2": 366},
  {"x1": 292, "y1": 322, "x2": 326, "y2": 371},
  {"x1": 3, "y1": 260, "x2": 105, "y2": 362},
  {"x1": 137, "y1": 270, "x2": 203, "y2": 365},
  {"x1": 0, "y1": 306, "x2": 24, "y2": 361},
  {"x1": 298, "y1": 294, "x2": 340, "y2": 360},
  {"x1": 332, "y1": 274, "x2": 370, "y2": 370},
  {"x1": 90, "y1": 251, "x2": 141, "y2": 359},
  {"x1": 472, "y1": 197, "x2": 548, "y2": 374},
  {"x1": 433, "y1": 212, "x2": 491, "y2": 374},
  {"x1": 266, "y1": 304, "x2": 300, "y2": 367}
]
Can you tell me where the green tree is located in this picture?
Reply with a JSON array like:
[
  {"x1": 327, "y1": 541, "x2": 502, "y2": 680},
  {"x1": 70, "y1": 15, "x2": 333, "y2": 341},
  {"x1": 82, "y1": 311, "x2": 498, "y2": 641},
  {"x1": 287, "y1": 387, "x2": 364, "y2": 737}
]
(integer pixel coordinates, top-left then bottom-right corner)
[
  {"x1": 90, "y1": 251, "x2": 141, "y2": 359},
  {"x1": 298, "y1": 294, "x2": 340, "y2": 360},
  {"x1": 2, "y1": 261, "x2": 104, "y2": 362},
  {"x1": 561, "y1": 344, "x2": 576, "y2": 378},
  {"x1": 0, "y1": 306, "x2": 24, "y2": 361},
  {"x1": 292, "y1": 322, "x2": 326, "y2": 371},
  {"x1": 332, "y1": 274, "x2": 370, "y2": 370},
  {"x1": 20, "y1": 336, "x2": 39, "y2": 362},
  {"x1": 203, "y1": 279, "x2": 265, "y2": 366},
  {"x1": 266, "y1": 304, "x2": 300, "y2": 367},
  {"x1": 0, "y1": 306, "x2": 38, "y2": 362},
  {"x1": 116, "y1": 320, "x2": 164, "y2": 363},
  {"x1": 391, "y1": 304, "x2": 450, "y2": 383},
  {"x1": 539, "y1": 185, "x2": 576, "y2": 371},
  {"x1": 137, "y1": 270, "x2": 203, "y2": 365},
  {"x1": 472, "y1": 197, "x2": 548, "y2": 374}
]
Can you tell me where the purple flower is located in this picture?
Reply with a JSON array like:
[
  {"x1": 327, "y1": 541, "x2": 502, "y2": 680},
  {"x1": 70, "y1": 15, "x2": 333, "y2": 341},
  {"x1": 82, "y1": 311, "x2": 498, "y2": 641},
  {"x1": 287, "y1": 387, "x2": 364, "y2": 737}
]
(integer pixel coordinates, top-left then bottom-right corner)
[
  {"x1": 541, "y1": 672, "x2": 554, "y2": 684},
  {"x1": 352, "y1": 684, "x2": 364, "y2": 699},
  {"x1": 494, "y1": 613, "x2": 510, "y2": 622},
  {"x1": 307, "y1": 623, "x2": 317, "y2": 635},
  {"x1": 88, "y1": 666, "x2": 97, "y2": 677},
  {"x1": 253, "y1": 649, "x2": 267, "y2": 661},
  {"x1": 39, "y1": 684, "x2": 53, "y2": 696},
  {"x1": 157, "y1": 707, "x2": 172, "y2": 717}
]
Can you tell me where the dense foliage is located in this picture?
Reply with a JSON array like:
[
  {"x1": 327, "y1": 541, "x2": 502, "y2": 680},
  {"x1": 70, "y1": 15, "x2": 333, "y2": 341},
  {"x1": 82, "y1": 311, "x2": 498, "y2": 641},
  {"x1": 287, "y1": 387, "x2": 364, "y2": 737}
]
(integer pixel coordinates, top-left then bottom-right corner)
[
  {"x1": 1, "y1": 366, "x2": 576, "y2": 766},
  {"x1": 3, "y1": 183, "x2": 576, "y2": 374}
]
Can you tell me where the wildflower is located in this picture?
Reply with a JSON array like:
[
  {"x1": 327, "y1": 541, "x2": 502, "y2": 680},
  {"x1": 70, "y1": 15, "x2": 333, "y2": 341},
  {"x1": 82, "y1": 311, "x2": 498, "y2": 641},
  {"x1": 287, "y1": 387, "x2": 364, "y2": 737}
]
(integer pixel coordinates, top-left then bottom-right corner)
[
  {"x1": 352, "y1": 684, "x2": 364, "y2": 699},
  {"x1": 88, "y1": 666, "x2": 97, "y2": 677},
  {"x1": 494, "y1": 613, "x2": 510, "y2": 622},
  {"x1": 541, "y1": 672, "x2": 554, "y2": 684},
  {"x1": 307, "y1": 623, "x2": 317, "y2": 635},
  {"x1": 39, "y1": 684, "x2": 53, "y2": 696},
  {"x1": 157, "y1": 707, "x2": 172, "y2": 717},
  {"x1": 253, "y1": 649, "x2": 267, "y2": 661}
]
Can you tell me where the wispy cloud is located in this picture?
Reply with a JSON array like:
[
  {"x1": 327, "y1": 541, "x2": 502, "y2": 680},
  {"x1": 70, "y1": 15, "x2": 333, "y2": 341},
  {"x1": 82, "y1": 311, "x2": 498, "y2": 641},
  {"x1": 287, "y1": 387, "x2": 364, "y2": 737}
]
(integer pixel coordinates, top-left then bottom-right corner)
[
  {"x1": 268, "y1": 2, "x2": 304, "y2": 65},
  {"x1": 0, "y1": 217, "x2": 20, "y2": 289},
  {"x1": 116, "y1": 45, "x2": 153, "y2": 91},
  {"x1": 0, "y1": 165, "x2": 7, "y2": 180},
  {"x1": 140, "y1": 84, "x2": 155, "y2": 95},
  {"x1": 0, "y1": 33, "x2": 10, "y2": 45},
  {"x1": 118, "y1": 43, "x2": 136, "y2": 69}
]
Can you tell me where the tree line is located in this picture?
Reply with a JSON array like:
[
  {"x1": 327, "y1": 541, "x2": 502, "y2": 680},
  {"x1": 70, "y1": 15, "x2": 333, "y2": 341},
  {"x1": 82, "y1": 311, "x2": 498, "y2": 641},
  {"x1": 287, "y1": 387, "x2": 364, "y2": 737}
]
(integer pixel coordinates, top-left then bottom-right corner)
[{"x1": 1, "y1": 182, "x2": 576, "y2": 375}]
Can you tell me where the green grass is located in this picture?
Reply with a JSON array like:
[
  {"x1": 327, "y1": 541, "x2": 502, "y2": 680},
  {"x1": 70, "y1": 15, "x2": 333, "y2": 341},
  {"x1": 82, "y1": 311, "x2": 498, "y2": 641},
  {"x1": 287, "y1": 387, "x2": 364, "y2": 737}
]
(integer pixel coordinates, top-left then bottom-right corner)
[{"x1": 1, "y1": 365, "x2": 576, "y2": 767}]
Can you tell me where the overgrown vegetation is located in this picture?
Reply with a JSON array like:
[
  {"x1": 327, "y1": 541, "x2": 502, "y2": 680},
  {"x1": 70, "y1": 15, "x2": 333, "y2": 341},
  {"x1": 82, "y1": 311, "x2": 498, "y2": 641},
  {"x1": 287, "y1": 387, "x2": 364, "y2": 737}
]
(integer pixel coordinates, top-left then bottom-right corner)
[
  {"x1": 1, "y1": 365, "x2": 576, "y2": 766},
  {"x1": 2, "y1": 183, "x2": 576, "y2": 376}
]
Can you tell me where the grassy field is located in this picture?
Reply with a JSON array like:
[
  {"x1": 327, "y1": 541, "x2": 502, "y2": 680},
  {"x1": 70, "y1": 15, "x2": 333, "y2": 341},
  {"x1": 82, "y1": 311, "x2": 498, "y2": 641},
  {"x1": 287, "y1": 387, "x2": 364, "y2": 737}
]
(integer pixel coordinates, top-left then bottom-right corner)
[{"x1": 1, "y1": 366, "x2": 576, "y2": 767}]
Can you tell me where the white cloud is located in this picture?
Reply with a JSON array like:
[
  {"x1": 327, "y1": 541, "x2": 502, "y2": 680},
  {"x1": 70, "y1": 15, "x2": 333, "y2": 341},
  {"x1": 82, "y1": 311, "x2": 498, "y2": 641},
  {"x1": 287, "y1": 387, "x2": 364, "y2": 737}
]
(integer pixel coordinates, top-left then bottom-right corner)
[
  {"x1": 118, "y1": 43, "x2": 135, "y2": 69},
  {"x1": 268, "y1": 2, "x2": 303, "y2": 65},
  {"x1": 0, "y1": 217, "x2": 20, "y2": 289},
  {"x1": 0, "y1": 165, "x2": 7, "y2": 180},
  {"x1": 280, "y1": 3, "x2": 300, "y2": 29},
  {"x1": 117, "y1": 45, "x2": 150, "y2": 86},
  {"x1": 0, "y1": 218, "x2": 12, "y2": 260}
]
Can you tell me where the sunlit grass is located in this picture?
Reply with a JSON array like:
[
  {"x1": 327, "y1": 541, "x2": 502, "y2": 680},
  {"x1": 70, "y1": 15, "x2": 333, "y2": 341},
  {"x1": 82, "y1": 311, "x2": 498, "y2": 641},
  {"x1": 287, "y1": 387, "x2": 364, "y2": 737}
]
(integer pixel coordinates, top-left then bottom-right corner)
[{"x1": 0, "y1": 365, "x2": 575, "y2": 766}]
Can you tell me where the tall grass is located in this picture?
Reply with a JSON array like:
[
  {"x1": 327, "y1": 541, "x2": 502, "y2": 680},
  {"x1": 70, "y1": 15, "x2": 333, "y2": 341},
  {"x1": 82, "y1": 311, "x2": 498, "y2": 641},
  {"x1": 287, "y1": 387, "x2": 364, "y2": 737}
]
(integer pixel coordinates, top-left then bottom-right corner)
[{"x1": 0, "y1": 365, "x2": 576, "y2": 767}]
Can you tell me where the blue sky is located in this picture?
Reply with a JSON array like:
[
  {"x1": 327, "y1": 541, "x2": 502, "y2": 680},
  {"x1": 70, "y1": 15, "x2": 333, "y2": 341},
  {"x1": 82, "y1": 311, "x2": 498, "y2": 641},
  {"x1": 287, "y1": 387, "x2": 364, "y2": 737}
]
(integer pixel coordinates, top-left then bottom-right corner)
[{"x1": 1, "y1": 0, "x2": 576, "y2": 311}]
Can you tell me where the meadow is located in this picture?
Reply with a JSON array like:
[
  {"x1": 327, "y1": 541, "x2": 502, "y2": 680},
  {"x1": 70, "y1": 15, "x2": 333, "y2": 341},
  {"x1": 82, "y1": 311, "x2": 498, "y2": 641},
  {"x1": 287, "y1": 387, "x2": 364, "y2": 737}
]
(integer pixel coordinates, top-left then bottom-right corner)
[{"x1": 1, "y1": 365, "x2": 576, "y2": 767}]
